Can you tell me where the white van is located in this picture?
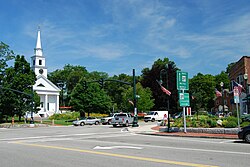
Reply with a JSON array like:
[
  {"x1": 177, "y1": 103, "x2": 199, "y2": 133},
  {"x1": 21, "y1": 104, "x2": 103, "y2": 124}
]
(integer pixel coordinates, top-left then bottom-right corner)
[{"x1": 144, "y1": 111, "x2": 168, "y2": 122}]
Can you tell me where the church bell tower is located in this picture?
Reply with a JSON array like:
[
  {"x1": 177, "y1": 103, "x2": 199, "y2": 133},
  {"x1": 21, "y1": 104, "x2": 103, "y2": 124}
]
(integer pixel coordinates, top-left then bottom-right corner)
[{"x1": 31, "y1": 29, "x2": 48, "y2": 78}]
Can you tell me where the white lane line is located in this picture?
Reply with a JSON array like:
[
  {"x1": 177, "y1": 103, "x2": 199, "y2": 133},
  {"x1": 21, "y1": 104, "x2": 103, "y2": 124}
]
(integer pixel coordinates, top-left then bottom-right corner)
[{"x1": 1, "y1": 131, "x2": 130, "y2": 142}]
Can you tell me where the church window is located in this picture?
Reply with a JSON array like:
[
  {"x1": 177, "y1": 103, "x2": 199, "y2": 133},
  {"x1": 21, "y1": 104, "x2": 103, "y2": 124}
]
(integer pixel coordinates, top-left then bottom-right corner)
[
  {"x1": 37, "y1": 83, "x2": 45, "y2": 87},
  {"x1": 39, "y1": 60, "x2": 42, "y2": 65}
]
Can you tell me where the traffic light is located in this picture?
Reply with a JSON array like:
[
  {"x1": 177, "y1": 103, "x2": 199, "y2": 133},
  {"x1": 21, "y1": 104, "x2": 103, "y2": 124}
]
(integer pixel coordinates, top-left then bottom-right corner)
[
  {"x1": 98, "y1": 78, "x2": 104, "y2": 89},
  {"x1": 83, "y1": 81, "x2": 88, "y2": 90}
]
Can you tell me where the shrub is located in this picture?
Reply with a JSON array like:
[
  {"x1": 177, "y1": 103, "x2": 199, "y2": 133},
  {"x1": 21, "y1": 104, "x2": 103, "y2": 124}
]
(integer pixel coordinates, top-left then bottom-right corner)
[{"x1": 223, "y1": 121, "x2": 237, "y2": 128}]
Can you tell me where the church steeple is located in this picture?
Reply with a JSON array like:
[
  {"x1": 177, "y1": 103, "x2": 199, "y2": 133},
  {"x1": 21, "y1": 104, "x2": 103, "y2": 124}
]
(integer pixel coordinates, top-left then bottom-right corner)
[
  {"x1": 31, "y1": 28, "x2": 48, "y2": 78},
  {"x1": 35, "y1": 28, "x2": 43, "y2": 57}
]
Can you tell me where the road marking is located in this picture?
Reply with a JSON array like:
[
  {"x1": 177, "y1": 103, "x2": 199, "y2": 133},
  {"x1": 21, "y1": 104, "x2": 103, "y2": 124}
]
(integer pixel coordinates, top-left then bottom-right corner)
[
  {"x1": 0, "y1": 131, "x2": 128, "y2": 142},
  {"x1": 93, "y1": 145, "x2": 142, "y2": 150},
  {"x1": 75, "y1": 139, "x2": 250, "y2": 156},
  {"x1": 13, "y1": 141, "x2": 218, "y2": 167}
]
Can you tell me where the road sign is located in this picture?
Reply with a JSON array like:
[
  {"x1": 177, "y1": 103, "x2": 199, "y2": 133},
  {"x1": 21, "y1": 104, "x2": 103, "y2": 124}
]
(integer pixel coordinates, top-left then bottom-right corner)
[
  {"x1": 177, "y1": 71, "x2": 189, "y2": 90},
  {"x1": 233, "y1": 87, "x2": 239, "y2": 103},
  {"x1": 179, "y1": 92, "x2": 190, "y2": 107}
]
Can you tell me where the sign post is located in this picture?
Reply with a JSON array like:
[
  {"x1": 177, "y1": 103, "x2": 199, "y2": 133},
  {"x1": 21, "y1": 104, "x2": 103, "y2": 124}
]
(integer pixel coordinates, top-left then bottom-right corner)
[
  {"x1": 177, "y1": 71, "x2": 189, "y2": 133},
  {"x1": 233, "y1": 87, "x2": 240, "y2": 129}
]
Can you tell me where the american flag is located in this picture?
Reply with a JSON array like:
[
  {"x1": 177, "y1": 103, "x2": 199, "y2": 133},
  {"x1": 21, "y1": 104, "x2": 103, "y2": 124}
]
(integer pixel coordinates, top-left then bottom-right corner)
[
  {"x1": 161, "y1": 85, "x2": 171, "y2": 96},
  {"x1": 233, "y1": 81, "x2": 244, "y2": 94},
  {"x1": 156, "y1": 80, "x2": 171, "y2": 96},
  {"x1": 215, "y1": 88, "x2": 222, "y2": 97}
]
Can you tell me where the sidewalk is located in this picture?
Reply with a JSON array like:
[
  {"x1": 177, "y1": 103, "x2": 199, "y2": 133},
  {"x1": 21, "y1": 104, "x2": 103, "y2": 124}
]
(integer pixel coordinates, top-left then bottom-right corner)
[{"x1": 129, "y1": 125, "x2": 239, "y2": 139}]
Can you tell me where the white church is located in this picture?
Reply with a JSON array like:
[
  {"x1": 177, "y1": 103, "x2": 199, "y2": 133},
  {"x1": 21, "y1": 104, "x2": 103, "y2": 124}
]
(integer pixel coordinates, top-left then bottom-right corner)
[{"x1": 31, "y1": 29, "x2": 61, "y2": 118}]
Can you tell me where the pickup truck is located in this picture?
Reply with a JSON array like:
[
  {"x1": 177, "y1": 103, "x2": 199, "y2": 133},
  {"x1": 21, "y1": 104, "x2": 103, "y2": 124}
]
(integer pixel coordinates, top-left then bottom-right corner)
[{"x1": 111, "y1": 113, "x2": 134, "y2": 127}]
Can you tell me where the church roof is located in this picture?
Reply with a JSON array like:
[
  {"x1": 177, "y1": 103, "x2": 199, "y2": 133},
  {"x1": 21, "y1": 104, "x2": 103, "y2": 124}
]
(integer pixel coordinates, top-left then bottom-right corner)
[{"x1": 33, "y1": 75, "x2": 61, "y2": 93}]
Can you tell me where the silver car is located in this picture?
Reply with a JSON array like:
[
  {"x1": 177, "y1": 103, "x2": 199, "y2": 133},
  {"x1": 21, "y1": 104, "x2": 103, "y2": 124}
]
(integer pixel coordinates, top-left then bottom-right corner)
[{"x1": 73, "y1": 117, "x2": 101, "y2": 126}]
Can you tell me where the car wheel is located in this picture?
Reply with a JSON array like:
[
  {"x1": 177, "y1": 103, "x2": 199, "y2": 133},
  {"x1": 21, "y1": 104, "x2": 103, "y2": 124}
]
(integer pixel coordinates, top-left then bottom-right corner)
[
  {"x1": 244, "y1": 132, "x2": 250, "y2": 143},
  {"x1": 125, "y1": 121, "x2": 129, "y2": 127},
  {"x1": 80, "y1": 122, "x2": 85, "y2": 126},
  {"x1": 113, "y1": 124, "x2": 117, "y2": 127},
  {"x1": 144, "y1": 120, "x2": 148, "y2": 122},
  {"x1": 95, "y1": 121, "x2": 99, "y2": 125},
  {"x1": 108, "y1": 119, "x2": 111, "y2": 125},
  {"x1": 151, "y1": 118, "x2": 155, "y2": 122}
]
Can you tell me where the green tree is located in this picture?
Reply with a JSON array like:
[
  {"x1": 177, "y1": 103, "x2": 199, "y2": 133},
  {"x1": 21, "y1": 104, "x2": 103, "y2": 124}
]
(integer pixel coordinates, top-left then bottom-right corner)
[
  {"x1": 105, "y1": 74, "x2": 132, "y2": 111},
  {"x1": 189, "y1": 73, "x2": 216, "y2": 112},
  {"x1": 1, "y1": 55, "x2": 39, "y2": 121},
  {"x1": 121, "y1": 83, "x2": 154, "y2": 113},
  {"x1": 48, "y1": 64, "x2": 88, "y2": 106},
  {"x1": 141, "y1": 58, "x2": 179, "y2": 113},
  {"x1": 70, "y1": 79, "x2": 112, "y2": 117},
  {"x1": 0, "y1": 42, "x2": 15, "y2": 121},
  {"x1": 214, "y1": 71, "x2": 230, "y2": 90}
]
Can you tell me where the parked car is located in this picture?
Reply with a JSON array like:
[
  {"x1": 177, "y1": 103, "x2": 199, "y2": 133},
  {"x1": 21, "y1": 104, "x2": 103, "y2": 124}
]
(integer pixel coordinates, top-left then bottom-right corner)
[
  {"x1": 111, "y1": 113, "x2": 134, "y2": 127},
  {"x1": 144, "y1": 111, "x2": 168, "y2": 122},
  {"x1": 238, "y1": 125, "x2": 250, "y2": 143},
  {"x1": 101, "y1": 113, "x2": 118, "y2": 125},
  {"x1": 73, "y1": 117, "x2": 101, "y2": 126}
]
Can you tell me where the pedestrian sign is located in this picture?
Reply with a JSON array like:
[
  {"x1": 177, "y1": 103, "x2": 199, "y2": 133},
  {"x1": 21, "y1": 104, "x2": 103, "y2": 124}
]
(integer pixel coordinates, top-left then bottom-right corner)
[
  {"x1": 179, "y1": 92, "x2": 190, "y2": 107},
  {"x1": 177, "y1": 71, "x2": 189, "y2": 90}
]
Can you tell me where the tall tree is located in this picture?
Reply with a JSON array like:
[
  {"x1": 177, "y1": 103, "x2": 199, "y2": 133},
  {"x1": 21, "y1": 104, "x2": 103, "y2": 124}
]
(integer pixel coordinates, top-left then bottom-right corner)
[
  {"x1": 105, "y1": 73, "x2": 132, "y2": 111},
  {"x1": 0, "y1": 42, "x2": 15, "y2": 121},
  {"x1": 48, "y1": 64, "x2": 88, "y2": 106},
  {"x1": 121, "y1": 82, "x2": 154, "y2": 113},
  {"x1": 5, "y1": 55, "x2": 39, "y2": 120},
  {"x1": 70, "y1": 78, "x2": 112, "y2": 117},
  {"x1": 141, "y1": 58, "x2": 179, "y2": 114},
  {"x1": 189, "y1": 73, "x2": 216, "y2": 111}
]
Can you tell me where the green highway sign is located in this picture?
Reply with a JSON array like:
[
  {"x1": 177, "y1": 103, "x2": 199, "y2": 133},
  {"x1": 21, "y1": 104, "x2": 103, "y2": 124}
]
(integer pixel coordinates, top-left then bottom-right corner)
[
  {"x1": 179, "y1": 92, "x2": 190, "y2": 107},
  {"x1": 177, "y1": 71, "x2": 189, "y2": 90}
]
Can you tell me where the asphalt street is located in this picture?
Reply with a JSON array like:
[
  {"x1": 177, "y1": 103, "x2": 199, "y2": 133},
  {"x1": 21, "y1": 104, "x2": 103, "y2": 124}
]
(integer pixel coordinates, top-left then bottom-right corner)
[{"x1": 0, "y1": 122, "x2": 249, "y2": 167}]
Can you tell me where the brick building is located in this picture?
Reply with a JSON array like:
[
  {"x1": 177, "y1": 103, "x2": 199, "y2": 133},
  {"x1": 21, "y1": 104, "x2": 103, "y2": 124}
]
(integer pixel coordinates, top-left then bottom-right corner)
[{"x1": 214, "y1": 56, "x2": 250, "y2": 116}]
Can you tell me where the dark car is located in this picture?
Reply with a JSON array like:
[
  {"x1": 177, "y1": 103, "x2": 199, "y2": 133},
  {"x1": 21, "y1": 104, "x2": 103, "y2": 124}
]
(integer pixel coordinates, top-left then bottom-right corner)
[{"x1": 238, "y1": 125, "x2": 250, "y2": 143}]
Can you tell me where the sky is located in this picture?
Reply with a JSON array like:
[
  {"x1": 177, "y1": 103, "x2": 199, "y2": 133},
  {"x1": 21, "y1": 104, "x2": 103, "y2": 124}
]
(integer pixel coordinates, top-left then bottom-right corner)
[{"x1": 1, "y1": 0, "x2": 250, "y2": 78}]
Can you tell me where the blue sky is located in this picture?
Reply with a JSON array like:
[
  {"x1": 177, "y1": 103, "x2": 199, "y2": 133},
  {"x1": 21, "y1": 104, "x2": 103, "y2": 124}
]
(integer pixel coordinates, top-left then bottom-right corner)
[{"x1": 1, "y1": 0, "x2": 250, "y2": 77}]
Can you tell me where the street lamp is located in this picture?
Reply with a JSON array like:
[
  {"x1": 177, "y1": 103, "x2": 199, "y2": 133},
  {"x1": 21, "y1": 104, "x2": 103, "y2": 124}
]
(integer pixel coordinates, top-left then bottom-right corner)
[
  {"x1": 160, "y1": 64, "x2": 171, "y2": 132},
  {"x1": 244, "y1": 74, "x2": 249, "y2": 113},
  {"x1": 220, "y1": 82, "x2": 225, "y2": 114}
]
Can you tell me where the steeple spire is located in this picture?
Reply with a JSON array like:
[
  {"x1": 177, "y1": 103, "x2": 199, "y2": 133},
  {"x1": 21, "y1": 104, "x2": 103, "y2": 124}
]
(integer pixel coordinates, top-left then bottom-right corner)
[{"x1": 35, "y1": 28, "x2": 43, "y2": 57}]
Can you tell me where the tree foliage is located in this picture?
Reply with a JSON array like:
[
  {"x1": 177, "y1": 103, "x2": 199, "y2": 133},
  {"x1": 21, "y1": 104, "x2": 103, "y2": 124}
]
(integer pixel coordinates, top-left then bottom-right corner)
[
  {"x1": 189, "y1": 73, "x2": 216, "y2": 111},
  {"x1": 69, "y1": 79, "x2": 112, "y2": 117},
  {"x1": 141, "y1": 58, "x2": 179, "y2": 113},
  {"x1": 0, "y1": 54, "x2": 39, "y2": 121},
  {"x1": 121, "y1": 82, "x2": 154, "y2": 113}
]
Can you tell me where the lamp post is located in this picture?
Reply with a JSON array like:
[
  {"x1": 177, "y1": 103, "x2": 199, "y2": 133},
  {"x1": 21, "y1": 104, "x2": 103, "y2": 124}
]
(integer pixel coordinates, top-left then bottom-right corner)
[
  {"x1": 160, "y1": 64, "x2": 171, "y2": 132},
  {"x1": 244, "y1": 74, "x2": 248, "y2": 113},
  {"x1": 132, "y1": 69, "x2": 139, "y2": 127},
  {"x1": 220, "y1": 82, "x2": 225, "y2": 114}
]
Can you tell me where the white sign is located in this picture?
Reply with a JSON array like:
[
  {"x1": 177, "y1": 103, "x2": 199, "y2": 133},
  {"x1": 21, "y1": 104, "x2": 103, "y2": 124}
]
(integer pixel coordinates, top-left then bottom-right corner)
[{"x1": 233, "y1": 87, "x2": 239, "y2": 103}]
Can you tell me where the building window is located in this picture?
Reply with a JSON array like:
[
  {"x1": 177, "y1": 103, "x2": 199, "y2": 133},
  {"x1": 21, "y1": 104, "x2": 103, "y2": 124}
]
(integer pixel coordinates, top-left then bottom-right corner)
[
  {"x1": 33, "y1": 60, "x2": 35, "y2": 65},
  {"x1": 39, "y1": 60, "x2": 42, "y2": 65},
  {"x1": 47, "y1": 103, "x2": 49, "y2": 110},
  {"x1": 40, "y1": 102, "x2": 43, "y2": 108}
]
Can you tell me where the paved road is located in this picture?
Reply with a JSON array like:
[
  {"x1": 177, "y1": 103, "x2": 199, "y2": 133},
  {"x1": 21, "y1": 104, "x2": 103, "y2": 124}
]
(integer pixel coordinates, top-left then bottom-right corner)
[{"x1": 0, "y1": 123, "x2": 249, "y2": 167}]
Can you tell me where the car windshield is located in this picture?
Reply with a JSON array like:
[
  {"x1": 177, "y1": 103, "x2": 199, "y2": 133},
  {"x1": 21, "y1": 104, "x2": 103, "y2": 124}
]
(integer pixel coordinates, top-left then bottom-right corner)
[
  {"x1": 116, "y1": 113, "x2": 127, "y2": 117},
  {"x1": 147, "y1": 111, "x2": 155, "y2": 115}
]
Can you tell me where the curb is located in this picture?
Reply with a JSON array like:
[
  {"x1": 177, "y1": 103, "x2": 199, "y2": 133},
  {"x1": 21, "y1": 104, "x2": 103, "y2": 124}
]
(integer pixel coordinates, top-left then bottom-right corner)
[{"x1": 137, "y1": 132, "x2": 238, "y2": 139}]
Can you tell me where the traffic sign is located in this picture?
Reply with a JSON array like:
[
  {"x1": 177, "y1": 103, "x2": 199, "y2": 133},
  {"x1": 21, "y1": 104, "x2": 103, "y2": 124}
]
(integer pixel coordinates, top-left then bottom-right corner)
[
  {"x1": 233, "y1": 87, "x2": 239, "y2": 103},
  {"x1": 179, "y1": 92, "x2": 190, "y2": 107},
  {"x1": 177, "y1": 71, "x2": 189, "y2": 90}
]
